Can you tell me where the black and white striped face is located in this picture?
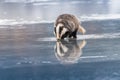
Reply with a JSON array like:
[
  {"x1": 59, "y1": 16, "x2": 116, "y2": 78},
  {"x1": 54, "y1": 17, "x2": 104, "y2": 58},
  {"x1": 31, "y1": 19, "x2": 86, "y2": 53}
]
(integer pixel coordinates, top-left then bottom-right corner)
[{"x1": 54, "y1": 23, "x2": 69, "y2": 40}]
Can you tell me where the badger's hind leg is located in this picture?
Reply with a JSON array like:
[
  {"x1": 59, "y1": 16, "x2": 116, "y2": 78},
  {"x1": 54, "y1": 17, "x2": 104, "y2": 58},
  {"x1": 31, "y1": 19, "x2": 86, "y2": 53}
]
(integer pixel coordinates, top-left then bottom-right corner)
[
  {"x1": 69, "y1": 30, "x2": 77, "y2": 39},
  {"x1": 72, "y1": 31, "x2": 77, "y2": 38}
]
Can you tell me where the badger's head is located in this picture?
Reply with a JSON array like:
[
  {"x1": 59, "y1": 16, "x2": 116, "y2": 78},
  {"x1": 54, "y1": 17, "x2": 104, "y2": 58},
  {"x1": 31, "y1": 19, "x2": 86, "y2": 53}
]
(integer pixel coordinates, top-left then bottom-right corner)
[{"x1": 54, "y1": 23, "x2": 70, "y2": 40}]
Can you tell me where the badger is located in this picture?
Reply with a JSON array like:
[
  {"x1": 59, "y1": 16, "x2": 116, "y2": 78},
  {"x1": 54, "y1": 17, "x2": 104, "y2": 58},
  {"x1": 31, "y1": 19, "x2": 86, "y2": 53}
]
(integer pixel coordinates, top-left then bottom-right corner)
[{"x1": 54, "y1": 14, "x2": 86, "y2": 40}]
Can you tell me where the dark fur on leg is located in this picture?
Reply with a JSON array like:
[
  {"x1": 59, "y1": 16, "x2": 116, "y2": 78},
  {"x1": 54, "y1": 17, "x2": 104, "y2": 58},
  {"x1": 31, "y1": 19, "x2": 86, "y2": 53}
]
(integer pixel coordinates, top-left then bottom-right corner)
[{"x1": 69, "y1": 30, "x2": 77, "y2": 39}]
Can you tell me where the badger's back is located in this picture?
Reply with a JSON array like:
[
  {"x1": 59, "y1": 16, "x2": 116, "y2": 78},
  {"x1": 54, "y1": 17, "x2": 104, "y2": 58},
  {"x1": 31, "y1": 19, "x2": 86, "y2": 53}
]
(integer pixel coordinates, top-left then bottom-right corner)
[{"x1": 55, "y1": 14, "x2": 80, "y2": 32}]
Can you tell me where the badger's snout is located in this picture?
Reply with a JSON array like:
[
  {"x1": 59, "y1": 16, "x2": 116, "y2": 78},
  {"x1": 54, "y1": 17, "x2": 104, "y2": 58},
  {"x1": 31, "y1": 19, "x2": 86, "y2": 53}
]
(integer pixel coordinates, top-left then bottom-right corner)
[{"x1": 54, "y1": 23, "x2": 68, "y2": 40}]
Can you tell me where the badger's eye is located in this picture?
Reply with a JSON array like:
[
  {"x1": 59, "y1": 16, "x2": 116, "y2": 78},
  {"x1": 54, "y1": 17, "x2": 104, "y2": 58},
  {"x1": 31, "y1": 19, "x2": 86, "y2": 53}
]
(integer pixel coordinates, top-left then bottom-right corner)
[
  {"x1": 64, "y1": 31, "x2": 70, "y2": 36},
  {"x1": 59, "y1": 27, "x2": 63, "y2": 34}
]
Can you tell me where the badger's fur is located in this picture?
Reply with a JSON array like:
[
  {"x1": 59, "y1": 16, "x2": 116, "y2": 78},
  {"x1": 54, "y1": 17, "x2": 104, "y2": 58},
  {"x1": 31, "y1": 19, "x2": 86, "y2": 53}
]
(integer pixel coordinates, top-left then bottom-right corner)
[{"x1": 54, "y1": 14, "x2": 86, "y2": 40}]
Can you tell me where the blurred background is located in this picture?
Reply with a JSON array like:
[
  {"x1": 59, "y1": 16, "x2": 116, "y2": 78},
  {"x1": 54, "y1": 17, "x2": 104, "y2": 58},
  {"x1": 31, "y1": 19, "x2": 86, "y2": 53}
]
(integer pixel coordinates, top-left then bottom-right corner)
[{"x1": 0, "y1": 0, "x2": 120, "y2": 25}]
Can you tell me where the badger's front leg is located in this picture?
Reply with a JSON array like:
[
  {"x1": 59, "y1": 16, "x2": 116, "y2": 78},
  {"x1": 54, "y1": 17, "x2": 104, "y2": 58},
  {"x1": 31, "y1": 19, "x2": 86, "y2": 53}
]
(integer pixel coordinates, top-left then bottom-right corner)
[{"x1": 69, "y1": 30, "x2": 77, "y2": 39}]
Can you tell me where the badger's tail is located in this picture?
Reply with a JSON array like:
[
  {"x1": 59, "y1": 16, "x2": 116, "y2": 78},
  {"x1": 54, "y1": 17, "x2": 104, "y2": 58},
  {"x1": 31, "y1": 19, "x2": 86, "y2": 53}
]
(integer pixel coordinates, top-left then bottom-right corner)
[{"x1": 78, "y1": 25, "x2": 86, "y2": 34}]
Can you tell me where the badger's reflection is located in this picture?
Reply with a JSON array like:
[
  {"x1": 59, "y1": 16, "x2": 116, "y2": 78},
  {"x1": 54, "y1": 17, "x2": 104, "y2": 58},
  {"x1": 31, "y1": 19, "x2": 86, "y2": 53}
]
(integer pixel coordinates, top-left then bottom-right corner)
[{"x1": 54, "y1": 40, "x2": 86, "y2": 64}]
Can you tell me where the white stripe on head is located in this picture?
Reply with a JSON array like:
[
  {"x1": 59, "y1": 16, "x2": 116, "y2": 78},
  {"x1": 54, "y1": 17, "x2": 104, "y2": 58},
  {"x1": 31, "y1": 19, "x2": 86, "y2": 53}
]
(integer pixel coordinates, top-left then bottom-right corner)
[
  {"x1": 56, "y1": 23, "x2": 64, "y2": 39},
  {"x1": 60, "y1": 27, "x2": 68, "y2": 38}
]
